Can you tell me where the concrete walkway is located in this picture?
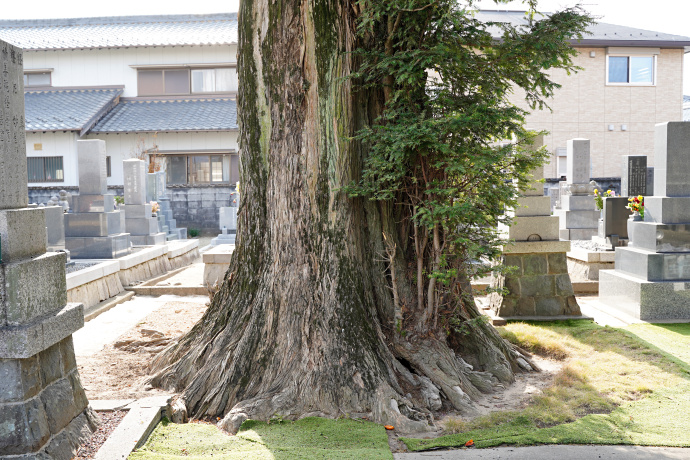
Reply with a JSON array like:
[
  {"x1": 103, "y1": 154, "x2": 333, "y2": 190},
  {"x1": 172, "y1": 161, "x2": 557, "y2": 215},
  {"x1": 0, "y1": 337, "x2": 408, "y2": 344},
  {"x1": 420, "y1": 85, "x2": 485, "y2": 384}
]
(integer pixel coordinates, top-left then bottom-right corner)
[
  {"x1": 395, "y1": 445, "x2": 690, "y2": 459},
  {"x1": 72, "y1": 294, "x2": 208, "y2": 357}
]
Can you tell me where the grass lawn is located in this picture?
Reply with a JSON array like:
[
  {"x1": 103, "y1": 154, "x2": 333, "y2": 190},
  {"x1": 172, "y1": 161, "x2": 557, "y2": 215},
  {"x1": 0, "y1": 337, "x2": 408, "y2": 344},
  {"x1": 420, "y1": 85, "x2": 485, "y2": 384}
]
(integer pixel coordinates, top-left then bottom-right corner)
[
  {"x1": 403, "y1": 320, "x2": 690, "y2": 451},
  {"x1": 129, "y1": 416, "x2": 393, "y2": 459}
]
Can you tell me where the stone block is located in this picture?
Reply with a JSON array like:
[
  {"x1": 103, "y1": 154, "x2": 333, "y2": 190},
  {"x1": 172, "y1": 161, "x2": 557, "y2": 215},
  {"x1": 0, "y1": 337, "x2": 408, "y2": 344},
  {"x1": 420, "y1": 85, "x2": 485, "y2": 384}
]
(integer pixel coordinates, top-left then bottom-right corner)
[
  {"x1": 77, "y1": 140, "x2": 108, "y2": 195},
  {"x1": 631, "y1": 222, "x2": 690, "y2": 253},
  {"x1": 2, "y1": 252, "x2": 67, "y2": 326},
  {"x1": 125, "y1": 218, "x2": 159, "y2": 236},
  {"x1": 600, "y1": 269, "x2": 690, "y2": 320},
  {"x1": 555, "y1": 209, "x2": 600, "y2": 229},
  {"x1": 535, "y1": 297, "x2": 565, "y2": 316},
  {"x1": 503, "y1": 254, "x2": 523, "y2": 275},
  {"x1": 511, "y1": 196, "x2": 551, "y2": 217},
  {"x1": 122, "y1": 203, "x2": 152, "y2": 219},
  {"x1": 45, "y1": 206, "x2": 65, "y2": 247},
  {"x1": 515, "y1": 296, "x2": 536, "y2": 316},
  {"x1": 502, "y1": 216, "x2": 559, "y2": 241},
  {"x1": 566, "y1": 138, "x2": 590, "y2": 185},
  {"x1": 560, "y1": 195, "x2": 596, "y2": 211},
  {"x1": 654, "y1": 122, "x2": 690, "y2": 197},
  {"x1": 38, "y1": 341, "x2": 64, "y2": 388},
  {"x1": 504, "y1": 276, "x2": 521, "y2": 297},
  {"x1": 547, "y1": 253, "x2": 568, "y2": 274},
  {"x1": 0, "y1": 41, "x2": 29, "y2": 211},
  {"x1": 71, "y1": 194, "x2": 115, "y2": 213},
  {"x1": 43, "y1": 411, "x2": 95, "y2": 460},
  {"x1": 0, "y1": 303, "x2": 84, "y2": 360},
  {"x1": 601, "y1": 197, "x2": 631, "y2": 238},
  {"x1": 130, "y1": 233, "x2": 167, "y2": 246},
  {"x1": 614, "y1": 246, "x2": 690, "y2": 281},
  {"x1": 0, "y1": 208, "x2": 47, "y2": 263},
  {"x1": 520, "y1": 275, "x2": 554, "y2": 297},
  {"x1": 523, "y1": 254, "x2": 548, "y2": 275},
  {"x1": 41, "y1": 378, "x2": 77, "y2": 434},
  {"x1": 60, "y1": 337, "x2": 77, "y2": 374},
  {"x1": 621, "y1": 155, "x2": 648, "y2": 197},
  {"x1": 503, "y1": 240, "x2": 570, "y2": 254},
  {"x1": 123, "y1": 159, "x2": 148, "y2": 205},
  {"x1": 644, "y1": 197, "x2": 690, "y2": 224},
  {"x1": 559, "y1": 228, "x2": 598, "y2": 240},
  {"x1": 65, "y1": 233, "x2": 131, "y2": 259},
  {"x1": 0, "y1": 360, "x2": 23, "y2": 403},
  {"x1": 555, "y1": 273, "x2": 575, "y2": 296},
  {"x1": 219, "y1": 207, "x2": 238, "y2": 230},
  {"x1": 64, "y1": 211, "x2": 122, "y2": 238}
]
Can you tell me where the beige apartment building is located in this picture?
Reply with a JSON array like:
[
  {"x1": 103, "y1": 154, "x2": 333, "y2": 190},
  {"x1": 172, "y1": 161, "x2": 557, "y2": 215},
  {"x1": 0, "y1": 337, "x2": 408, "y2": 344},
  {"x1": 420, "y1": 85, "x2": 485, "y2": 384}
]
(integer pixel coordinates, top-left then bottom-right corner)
[{"x1": 479, "y1": 11, "x2": 690, "y2": 182}]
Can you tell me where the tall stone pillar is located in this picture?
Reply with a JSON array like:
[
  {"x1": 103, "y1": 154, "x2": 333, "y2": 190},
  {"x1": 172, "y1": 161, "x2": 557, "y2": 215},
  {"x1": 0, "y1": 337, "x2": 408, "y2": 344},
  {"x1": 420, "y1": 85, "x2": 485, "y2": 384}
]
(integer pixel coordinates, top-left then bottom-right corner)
[
  {"x1": 0, "y1": 39, "x2": 97, "y2": 460},
  {"x1": 554, "y1": 139, "x2": 599, "y2": 240},
  {"x1": 600, "y1": 122, "x2": 690, "y2": 320},
  {"x1": 123, "y1": 159, "x2": 166, "y2": 245},
  {"x1": 490, "y1": 136, "x2": 580, "y2": 317}
]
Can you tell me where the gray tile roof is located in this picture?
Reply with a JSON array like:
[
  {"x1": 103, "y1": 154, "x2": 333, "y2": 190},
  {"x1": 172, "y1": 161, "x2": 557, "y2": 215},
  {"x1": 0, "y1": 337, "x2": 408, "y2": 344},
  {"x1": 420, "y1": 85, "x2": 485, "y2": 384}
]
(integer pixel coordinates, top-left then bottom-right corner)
[
  {"x1": 0, "y1": 13, "x2": 237, "y2": 50},
  {"x1": 25, "y1": 88, "x2": 122, "y2": 134},
  {"x1": 90, "y1": 97, "x2": 237, "y2": 133},
  {"x1": 475, "y1": 10, "x2": 690, "y2": 48}
]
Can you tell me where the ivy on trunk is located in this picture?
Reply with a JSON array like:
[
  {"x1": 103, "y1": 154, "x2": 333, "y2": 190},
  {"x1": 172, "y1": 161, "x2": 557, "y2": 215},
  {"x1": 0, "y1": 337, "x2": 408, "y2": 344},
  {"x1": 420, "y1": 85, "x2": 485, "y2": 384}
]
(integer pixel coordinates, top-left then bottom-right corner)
[{"x1": 150, "y1": 0, "x2": 592, "y2": 433}]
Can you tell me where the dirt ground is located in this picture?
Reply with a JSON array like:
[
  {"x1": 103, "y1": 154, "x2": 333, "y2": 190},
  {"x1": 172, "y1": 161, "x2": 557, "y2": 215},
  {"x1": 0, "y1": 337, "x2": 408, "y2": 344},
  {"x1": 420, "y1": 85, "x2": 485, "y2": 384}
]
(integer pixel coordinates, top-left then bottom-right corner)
[
  {"x1": 78, "y1": 296, "x2": 560, "y2": 424},
  {"x1": 77, "y1": 298, "x2": 209, "y2": 400}
]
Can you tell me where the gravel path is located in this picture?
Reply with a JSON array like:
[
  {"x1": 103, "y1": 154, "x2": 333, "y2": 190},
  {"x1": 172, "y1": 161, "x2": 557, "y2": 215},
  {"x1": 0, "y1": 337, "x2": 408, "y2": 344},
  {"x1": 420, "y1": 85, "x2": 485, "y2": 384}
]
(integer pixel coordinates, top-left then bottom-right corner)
[{"x1": 75, "y1": 411, "x2": 127, "y2": 459}]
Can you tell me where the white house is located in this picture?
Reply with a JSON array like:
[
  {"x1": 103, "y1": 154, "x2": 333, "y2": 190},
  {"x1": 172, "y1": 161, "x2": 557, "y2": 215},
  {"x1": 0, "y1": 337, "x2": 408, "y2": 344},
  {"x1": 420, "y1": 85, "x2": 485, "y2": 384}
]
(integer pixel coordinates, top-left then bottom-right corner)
[{"x1": 0, "y1": 13, "x2": 239, "y2": 230}]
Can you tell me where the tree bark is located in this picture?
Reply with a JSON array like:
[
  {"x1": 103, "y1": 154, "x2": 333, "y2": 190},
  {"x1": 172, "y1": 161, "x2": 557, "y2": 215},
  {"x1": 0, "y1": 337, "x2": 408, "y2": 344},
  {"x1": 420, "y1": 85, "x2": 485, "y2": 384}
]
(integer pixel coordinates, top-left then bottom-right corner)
[{"x1": 150, "y1": 0, "x2": 527, "y2": 433}]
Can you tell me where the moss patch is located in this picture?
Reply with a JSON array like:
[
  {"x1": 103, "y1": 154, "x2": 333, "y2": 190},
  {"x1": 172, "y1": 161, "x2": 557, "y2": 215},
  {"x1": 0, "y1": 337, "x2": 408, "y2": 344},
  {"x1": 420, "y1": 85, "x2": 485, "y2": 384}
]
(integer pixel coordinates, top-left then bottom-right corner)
[
  {"x1": 403, "y1": 320, "x2": 690, "y2": 451},
  {"x1": 129, "y1": 417, "x2": 392, "y2": 460}
]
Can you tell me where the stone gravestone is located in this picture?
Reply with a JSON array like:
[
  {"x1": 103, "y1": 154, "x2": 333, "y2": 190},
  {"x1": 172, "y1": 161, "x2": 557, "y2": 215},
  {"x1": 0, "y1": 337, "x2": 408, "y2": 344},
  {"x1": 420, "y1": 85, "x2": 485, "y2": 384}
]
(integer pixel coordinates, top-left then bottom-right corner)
[
  {"x1": 148, "y1": 171, "x2": 186, "y2": 240},
  {"x1": 65, "y1": 140, "x2": 131, "y2": 258},
  {"x1": 592, "y1": 197, "x2": 632, "y2": 250},
  {"x1": 45, "y1": 205, "x2": 66, "y2": 250},
  {"x1": 490, "y1": 136, "x2": 581, "y2": 318},
  {"x1": 553, "y1": 139, "x2": 599, "y2": 240},
  {"x1": 122, "y1": 159, "x2": 166, "y2": 245},
  {"x1": 620, "y1": 155, "x2": 647, "y2": 197},
  {"x1": 0, "y1": 39, "x2": 97, "y2": 459},
  {"x1": 600, "y1": 122, "x2": 690, "y2": 320},
  {"x1": 211, "y1": 206, "x2": 238, "y2": 245}
]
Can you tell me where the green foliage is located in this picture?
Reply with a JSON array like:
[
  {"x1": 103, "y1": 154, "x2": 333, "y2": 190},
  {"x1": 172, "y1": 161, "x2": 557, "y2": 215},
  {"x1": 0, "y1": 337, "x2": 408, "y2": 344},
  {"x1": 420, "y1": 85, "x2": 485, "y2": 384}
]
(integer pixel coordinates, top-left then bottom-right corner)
[
  {"x1": 344, "y1": 1, "x2": 593, "y2": 328},
  {"x1": 188, "y1": 228, "x2": 200, "y2": 238},
  {"x1": 114, "y1": 195, "x2": 125, "y2": 205}
]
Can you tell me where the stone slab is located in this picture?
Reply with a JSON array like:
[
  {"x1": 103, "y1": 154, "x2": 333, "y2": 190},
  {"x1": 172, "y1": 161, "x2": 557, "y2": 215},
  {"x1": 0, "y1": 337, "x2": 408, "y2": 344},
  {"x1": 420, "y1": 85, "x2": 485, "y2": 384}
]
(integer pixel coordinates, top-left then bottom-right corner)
[
  {"x1": 71, "y1": 194, "x2": 115, "y2": 213},
  {"x1": 117, "y1": 245, "x2": 167, "y2": 270},
  {"x1": 0, "y1": 208, "x2": 47, "y2": 263},
  {"x1": 511, "y1": 196, "x2": 551, "y2": 217},
  {"x1": 566, "y1": 138, "x2": 590, "y2": 185},
  {"x1": 614, "y1": 246, "x2": 690, "y2": 281},
  {"x1": 125, "y1": 217, "x2": 159, "y2": 236},
  {"x1": 130, "y1": 233, "x2": 167, "y2": 246},
  {"x1": 501, "y1": 215, "x2": 559, "y2": 241},
  {"x1": 219, "y1": 206, "x2": 238, "y2": 230},
  {"x1": 555, "y1": 209, "x2": 599, "y2": 229},
  {"x1": 521, "y1": 135, "x2": 545, "y2": 197},
  {"x1": 567, "y1": 249, "x2": 616, "y2": 263},
  {"x1": 202, "y1": 245, "x2": 235, "y2": 264},
  {"x1": 502, "y1": 240, "x2": 570, "y2": 254},
  {"x1": 630, "y1": 222, "x2": 690, "y2": 253},
  {"x1": 559, "y1": 195, "x2": 597, "y2": 211},
  {"x1": 644, "y1": 197, "x2": 690, "y2": 224},
  {"x1": 0, "y1": 303, "x2": 84, "y2": 359},
  {"x1": 1, "y1": 252, "x2": 67, "y2": 326},
  {"x1": 165, "y1": 239, "x2": 198, "y2": 259},
  {"x1": 621, "y1": 155, "x2": 647, "y2": 197},
  {"x1": 64, "y1": 212, "x2": 122, "y2": 238},
  {"x1": 122, "y1": 203, "x2": 152, "y2": 219},
  {"x1": 65, "y1": 261, "x2": 120, "y2": 290},
  {"x1": 654, "y1": 122, "x2": 690, "y2": 197},
  {"x1": 0, "y1": 40, "x2": 29, "y2": 211},
  {"x1": 77, "y1": 140, "x2": 108, "y2": 196},
  {"x1": 65, "y1": 234, "x2": 131, "y2": 259},
  {"x1": 599, "y1": 269, "x2": 690, "y2": 320},
  {"x1": 123, "y1": 159, "x2": 147, "y2": 205},
  {"x1": 559, "y1": 228, "x2": 598, "y2": 240},
  {"x1": 211, "y1": 233, "x2": 236, "y2": 245}
]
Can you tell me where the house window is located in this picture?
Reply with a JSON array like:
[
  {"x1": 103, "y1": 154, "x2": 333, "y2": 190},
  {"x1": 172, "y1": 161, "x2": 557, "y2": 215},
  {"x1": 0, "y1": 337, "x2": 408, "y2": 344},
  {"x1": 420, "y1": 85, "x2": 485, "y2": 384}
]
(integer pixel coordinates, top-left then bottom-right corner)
[
  {"x1": 191, "y1": 68, "x2": 236, "y2": 93},
  {"x1": 607, "y1": 55, "x2": 655, "y2": 85},
  {"x1": 23, "y1": 72, "x2": 51, "y2": 87},
  {"x1": 137, "y1": 69, "x2": 191, "y2": 96},
  {"x1": 27, "y1": 157, "x2": 64, "y2": 182},
  {"x1": 137, "y1": 67, "x2": 237, "y2": 96},
  {"x1": 106, "y1": 156, "x2": 112, "y2": 177},
  {"x1": 166, "y1": 153, "x2": 239, "y2": 185}
]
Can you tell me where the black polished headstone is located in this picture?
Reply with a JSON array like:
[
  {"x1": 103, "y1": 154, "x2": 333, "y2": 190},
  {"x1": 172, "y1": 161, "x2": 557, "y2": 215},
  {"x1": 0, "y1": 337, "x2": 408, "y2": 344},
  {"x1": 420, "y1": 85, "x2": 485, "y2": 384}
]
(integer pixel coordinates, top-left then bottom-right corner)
[{"x1": 621, "y1": 155, "x2": 647, "y2": 197}]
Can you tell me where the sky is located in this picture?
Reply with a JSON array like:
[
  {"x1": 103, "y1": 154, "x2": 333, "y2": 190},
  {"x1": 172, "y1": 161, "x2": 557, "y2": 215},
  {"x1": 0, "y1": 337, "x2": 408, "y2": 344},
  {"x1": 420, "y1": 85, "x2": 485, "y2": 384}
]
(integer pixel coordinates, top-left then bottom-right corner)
[{"x1": 1, "y1": 0, "x2": 689, "y2": 92}]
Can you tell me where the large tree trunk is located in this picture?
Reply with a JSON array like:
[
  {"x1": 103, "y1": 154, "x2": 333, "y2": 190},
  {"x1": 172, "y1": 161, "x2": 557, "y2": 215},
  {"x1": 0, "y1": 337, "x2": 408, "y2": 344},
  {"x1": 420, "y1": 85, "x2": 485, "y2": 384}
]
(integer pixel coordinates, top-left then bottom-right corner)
[{"x1": 150, "y1": 0, "x2": 529, "y2": 433}]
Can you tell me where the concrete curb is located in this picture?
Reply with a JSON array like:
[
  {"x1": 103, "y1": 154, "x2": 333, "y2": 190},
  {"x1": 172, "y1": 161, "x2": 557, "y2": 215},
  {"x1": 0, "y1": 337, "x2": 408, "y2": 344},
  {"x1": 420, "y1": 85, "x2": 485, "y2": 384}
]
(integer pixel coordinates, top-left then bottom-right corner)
[
  {"x1": 93, "y1": 396, "x2": 170, "y2": 460},
  {"x1": 84, "y1": 291, "x2": 135, "y2": 322},
  {"x1": 125, "y1": 265, "x2": 208, "y2": 296}
]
